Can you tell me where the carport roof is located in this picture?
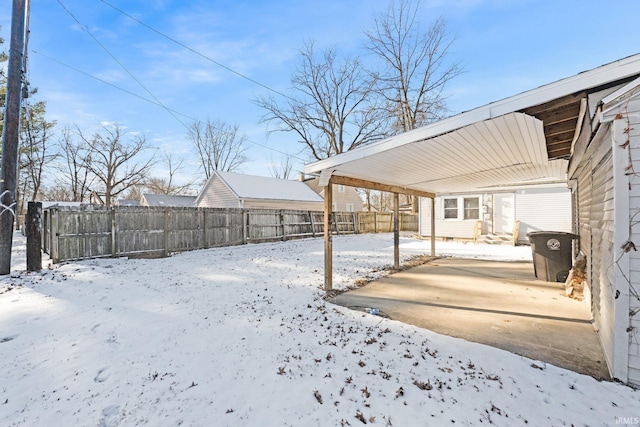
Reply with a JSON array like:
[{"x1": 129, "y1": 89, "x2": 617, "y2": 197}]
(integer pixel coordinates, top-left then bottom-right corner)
[{"x1": 305, "y1": 54, "x2": 640, "y2": 195}]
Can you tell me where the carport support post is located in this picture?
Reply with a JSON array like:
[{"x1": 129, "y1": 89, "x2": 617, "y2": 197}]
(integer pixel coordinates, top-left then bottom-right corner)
[
  {"x1": 430, "y1": 196, "x2": 436, "y2": 256},
  {"x1": 323, "y1": 183, "x2": 333, "y2": 291},
  {"x1": 394, "y1": 192, "x2": 399, "y2": 269}
]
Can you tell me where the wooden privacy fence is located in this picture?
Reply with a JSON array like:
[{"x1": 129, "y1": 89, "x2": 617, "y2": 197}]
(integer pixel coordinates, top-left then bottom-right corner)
[{"x1": 42, "y1": 206, "x2": 418, "y2": 263}]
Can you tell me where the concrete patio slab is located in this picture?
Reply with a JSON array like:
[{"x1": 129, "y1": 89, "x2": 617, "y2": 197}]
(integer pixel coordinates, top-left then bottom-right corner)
[{"x1": 330, "y1": 257, "x2": 610, "y2": 380}]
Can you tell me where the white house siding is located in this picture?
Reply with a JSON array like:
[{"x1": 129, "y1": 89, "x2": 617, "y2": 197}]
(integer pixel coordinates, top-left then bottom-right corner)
[
  {"x1": 197, "y1": 175, "x2": 240, "y2": 208},
  {"x1": 419, "y1": 186, "x2": 571, "y2": 242},
  {"x1": 575, "y1": 161, "x2": 593, "y2": 295},
  {"x1": 623, "y1": 97, "x2": 640, "y2": 384},
  {"x1": 514, "y1": 187, "x2": 572, "y2": 243},
  {"x1": 419, "y1": 197, "x2": 478, "y2": 239},
  {"x1": 590, "y1": 150, "x2": 616, "y2": 372}
]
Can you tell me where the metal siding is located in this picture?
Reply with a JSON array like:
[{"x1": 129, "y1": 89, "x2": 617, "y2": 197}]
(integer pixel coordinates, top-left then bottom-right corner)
[
  {"x1": 626, "y1": 97, "x2": 640, "y2": 385},
  {"x1": 333, "y1": 114, "x2": 567, "y2": 194},
  {"x1": 590, "y1": 150, "x2": 615, "y2": 370},
  {"x1": 514, "y1": 187, "x2": 572, "y2": 242}
]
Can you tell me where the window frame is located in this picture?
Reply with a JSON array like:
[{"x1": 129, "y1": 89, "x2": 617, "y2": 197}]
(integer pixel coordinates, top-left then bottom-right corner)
[{"x1": 442, "y1": 195, "x2": 482, "y2": 221}]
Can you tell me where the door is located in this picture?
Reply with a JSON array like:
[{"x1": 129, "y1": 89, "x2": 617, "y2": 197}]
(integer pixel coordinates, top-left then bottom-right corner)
[{"x1": 493, "y1": 193, "x2": 515, "y2": 233}]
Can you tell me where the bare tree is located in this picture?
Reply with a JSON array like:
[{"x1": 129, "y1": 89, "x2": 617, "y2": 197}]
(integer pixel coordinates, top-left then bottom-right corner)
[
  {"x1": 365, "y1": 0, "x2": 462, "y2": 212},
  {"x1": 17, "y1": 99, "x2": 57, "y2": 226},
  {"x1": 56, "y1": 126, "x2": 94, "y2": 202},
  {"x1": 79, "y1": 124, "x2": 156, "y2": 207},
  {"x1": 145, "y1": 152, "x2": 194, "y2": 195},
  {"x1": 365, "y1": 0, "x2": 462, "y2": 133},
  {"x1": 269, "y1": 154, "x2": 294, "y2": 180},
  {"x1": 256, "y1": 41, "x2": 390, "y2": 161},
  {"x1": 187, "y1": 119, "x2": 248, "y2": 178}
]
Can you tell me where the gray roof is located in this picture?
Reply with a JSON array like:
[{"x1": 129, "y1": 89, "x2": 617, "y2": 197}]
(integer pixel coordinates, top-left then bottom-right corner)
[
  {"x1": 117, "y1": 199, "x2": 140, "y2": 207},
  {"x1": 216, "y1": 171, "x2": 324, "y2": 202},
  {"x1": 142, "y1": 194, "x2": 197, "y2": 207}
]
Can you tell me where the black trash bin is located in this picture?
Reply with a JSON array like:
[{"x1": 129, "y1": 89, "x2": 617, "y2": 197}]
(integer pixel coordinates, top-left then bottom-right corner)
[{"x1": 526, "y1": 231, "x2": 578, "y2": 282}]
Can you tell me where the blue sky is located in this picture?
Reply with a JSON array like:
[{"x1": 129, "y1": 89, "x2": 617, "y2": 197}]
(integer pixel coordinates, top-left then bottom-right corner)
[{"x1": 2, "y1": 0, "x2": 640, "y2": 186}]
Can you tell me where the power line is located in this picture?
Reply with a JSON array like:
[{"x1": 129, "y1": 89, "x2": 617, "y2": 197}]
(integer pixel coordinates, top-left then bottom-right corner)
[
  {"x1": 98, "y1": 0, "x2": 295, "y2": 102},
  {"x1": 56, "y1": 0, "x2": 189, "y2": 130},
  {"x1": 31, "y1": 50, "x2": 306, "y2": 161}
]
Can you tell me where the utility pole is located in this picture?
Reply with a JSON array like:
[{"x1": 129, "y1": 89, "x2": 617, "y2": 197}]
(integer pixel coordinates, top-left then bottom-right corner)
[{"x1": 0, "y1": 0, "x2": 28, "y2": 275}]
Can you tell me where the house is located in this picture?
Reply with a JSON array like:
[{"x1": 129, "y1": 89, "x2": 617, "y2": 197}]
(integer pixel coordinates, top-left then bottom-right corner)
[
  {"x1": 115, "y1": 199, "x2": 140, "y2": 207},
  {"x1": 304, "y1": 177, "x2": 363, "y2": 212},
  {"x1": 196, "y1": 170, "x2": 324, "y2": 210},
  {"x1": 305, "y1": 54, "x2": 640, "y2": 385},
  {"x1": 140, "y1": 194, "x2": 196, "y2": 207},
  {"x1": 567, "y1": 76, "x2": 640, "y2": 384},
  {"x1": 419, "y1": 182, "x2": 571, "y2": 244}
]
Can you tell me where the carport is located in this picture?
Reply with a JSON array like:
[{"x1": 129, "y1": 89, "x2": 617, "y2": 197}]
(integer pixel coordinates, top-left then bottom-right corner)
[
  {"x1": 306, "y1": 56, "x2": 640, "y2": 292},
  {"x1": 304, "y1": 55, "x2": 640, "y2": 376}
]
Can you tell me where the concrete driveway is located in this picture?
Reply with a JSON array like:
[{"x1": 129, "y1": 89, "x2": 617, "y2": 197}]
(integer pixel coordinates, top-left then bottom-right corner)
[{"x1": 331, "y1": 257, "x2": 610, "y2": 380}]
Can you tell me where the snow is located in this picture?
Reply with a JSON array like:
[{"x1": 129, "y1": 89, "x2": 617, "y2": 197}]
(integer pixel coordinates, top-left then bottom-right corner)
[
  {"x1": 215, "y1": 170, "x2": 324, "y2": 202},
  {"x1": 1, "y1": 234, "x2": 637, "y2": 426}
]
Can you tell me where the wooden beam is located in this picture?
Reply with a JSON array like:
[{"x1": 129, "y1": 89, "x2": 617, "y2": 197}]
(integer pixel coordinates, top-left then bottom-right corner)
[
  {"x1": 323, "y1": 184, "x2": 333, "y2": 291},
  {"x1": 393, "y1": 193, "x2": 399, "y2": 269},
  {"x1": 329, "y1": 175, "x2": 435, "y2": 199}
]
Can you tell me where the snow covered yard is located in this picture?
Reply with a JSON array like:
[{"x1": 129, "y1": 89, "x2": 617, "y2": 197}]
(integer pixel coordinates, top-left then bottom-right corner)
[{"x1": 1, "y1": 234, "x2": 637, "y2": 426}]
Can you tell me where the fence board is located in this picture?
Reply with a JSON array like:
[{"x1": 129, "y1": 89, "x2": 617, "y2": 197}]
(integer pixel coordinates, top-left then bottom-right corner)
[{"x1": 42, "y1": 206, "x2": 417, "y2": 263}]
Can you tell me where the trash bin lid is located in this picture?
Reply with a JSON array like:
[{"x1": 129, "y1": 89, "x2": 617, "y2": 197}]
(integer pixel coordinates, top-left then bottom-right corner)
[{"x1": 526, "y1": 231, "x2": 578, "y2": 239}]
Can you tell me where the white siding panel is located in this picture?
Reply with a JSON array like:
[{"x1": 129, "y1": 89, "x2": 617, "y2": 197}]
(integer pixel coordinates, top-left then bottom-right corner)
[
  {"x1": 198, "y1": 175, "x2": 240, "y2": 208},
  {"x1": 626, "y1": 97, "x2": 640, "y2": 385},
  {"x1": 591, "y1": 150, "x2": 615, "y2": 372},
  {"x1": 515, "y1": 187, "x2": 572, "y2": 242},
  {"x1": 419, "y1": 197, "x2": 477, "y2": 239}
]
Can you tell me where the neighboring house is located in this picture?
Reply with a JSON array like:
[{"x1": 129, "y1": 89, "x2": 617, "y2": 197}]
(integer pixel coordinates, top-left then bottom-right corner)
[
  {"x1": 42, "y1": 201, "x2": 84, "y2": 209},
  {"x1": 196, "y1": 170, "x2": 324, "y2": 210},
  {"x1": 140, "y1": 194, "x2": 197, "y2": 207},
  {"x1": 567, "y1": 76, "x2": 640, "y2": 384},
  {"x1": 304, "y1": 177, "x2": 363, "y2": 212},
  {"x1": 419, "y1": 183, "x2": 571, "y2": 244},
  {"x1": 115, "y1": 199, "x2": 140, "y2": 207}
]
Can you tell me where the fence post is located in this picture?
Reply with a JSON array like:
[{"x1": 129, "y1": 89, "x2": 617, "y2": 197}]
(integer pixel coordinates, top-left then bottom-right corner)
[
  {"x1": 280, "y1": 210, "x2": 286, "y2": 241},
  {"x1": 111, "y1": 207, "x2": 117, "y2": 258},
  {"x1": 374, "y1": 212, "x2": 378, "y2": 233},
  {"x1": 163, "y1": 208, "x2": 170, "y2": 257},
  {"x1": 41, "y1": 209, "x2": 48, "y2": 254},
  {"x1": 352, "y1": 212, "x2": 357, "y2": 234},
  {"x1": 242, "y1": 209, "x2": 248, "y2": 244},
  {"x1": 225, "y1": 209, "x2": 231, "y2": 244},
  {"x1": 309, "y1": 211, "x2": 315, "y2": 237},
  {"x1": 202, "y1": 209, "x2": 208, "y2": 249},
  {"x1": 26, "y1": 202, "x2": 42, "y2": 272},
  {"x1": 51, "y1": 209, "x2": 59, "y2": 263},
  {"x1": 333, "y1": 212, "x2": 340, "y2": 235}
]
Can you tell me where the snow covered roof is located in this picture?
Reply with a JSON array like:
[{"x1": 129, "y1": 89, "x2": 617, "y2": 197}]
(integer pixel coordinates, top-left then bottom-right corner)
[
  {"x1": 142, "y1": 194, "x2": 196, "y2": 207},
  {"x1": 215, "y1": 170, "x2": 324, "y2": 203}
]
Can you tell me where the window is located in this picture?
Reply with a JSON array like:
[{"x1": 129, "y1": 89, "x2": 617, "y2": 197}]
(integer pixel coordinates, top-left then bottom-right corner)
[
  {"x1": 442, "y1": 196, "x2": 481, "y2": 220},
  {"x1": 443, "y1": 198, "x2": 458, "y2": 219},
  {"x1": 463, "y1": 197, "x2": 480, "y2": 220},
  {"x1": 332, "y1": 203, "x2": 337, "y2": 211},
  {"x1": 346, "y1": 203, "x2": 354, "y2": 212},
  {"x1": 337, "y1": 185, "x2": 345, "y2": 193}
]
